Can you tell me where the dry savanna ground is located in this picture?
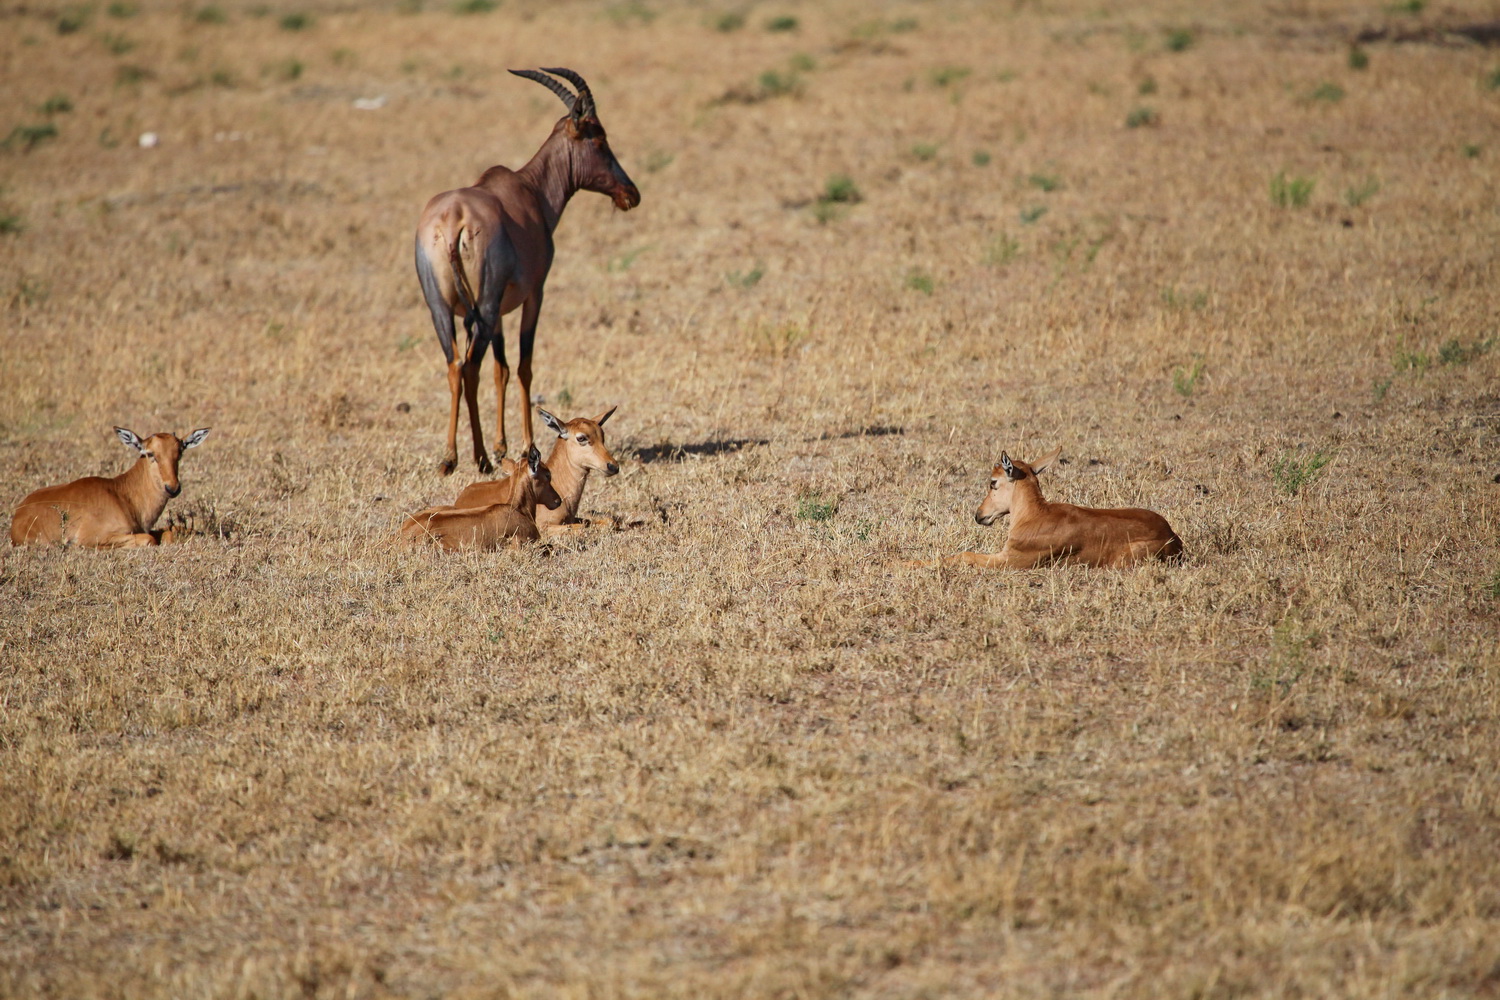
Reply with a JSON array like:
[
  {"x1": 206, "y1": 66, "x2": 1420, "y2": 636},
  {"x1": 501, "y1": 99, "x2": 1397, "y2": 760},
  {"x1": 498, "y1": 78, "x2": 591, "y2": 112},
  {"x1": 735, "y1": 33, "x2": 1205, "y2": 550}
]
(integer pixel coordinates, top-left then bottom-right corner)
[{"x1": 2, "y1": 0, "x2": 1499, "y2": 996}]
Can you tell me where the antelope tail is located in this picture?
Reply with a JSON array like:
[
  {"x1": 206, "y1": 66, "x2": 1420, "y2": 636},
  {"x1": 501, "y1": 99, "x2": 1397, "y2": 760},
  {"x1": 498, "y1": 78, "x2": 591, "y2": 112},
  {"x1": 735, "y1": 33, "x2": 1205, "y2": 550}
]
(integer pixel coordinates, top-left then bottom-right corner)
[{"x1": 447, "y1": 230, "x2": 488, "y2": 346}]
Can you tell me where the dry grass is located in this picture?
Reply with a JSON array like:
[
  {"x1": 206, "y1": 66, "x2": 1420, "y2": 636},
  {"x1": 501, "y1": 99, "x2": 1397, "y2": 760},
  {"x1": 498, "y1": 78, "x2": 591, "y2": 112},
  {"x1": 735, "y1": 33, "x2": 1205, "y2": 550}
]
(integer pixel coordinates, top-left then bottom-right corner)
[{"x1": 2, "y1": 0, "x2": 1499, "y2": 996}]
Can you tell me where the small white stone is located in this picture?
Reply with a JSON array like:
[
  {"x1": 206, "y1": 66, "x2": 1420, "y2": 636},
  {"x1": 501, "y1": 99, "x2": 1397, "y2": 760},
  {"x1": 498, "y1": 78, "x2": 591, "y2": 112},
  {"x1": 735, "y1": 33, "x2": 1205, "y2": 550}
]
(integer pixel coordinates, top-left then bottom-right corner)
[
  {"x1": 138, "y1": 132, "x2": 159, "y2": 148},
  {"x1": 353, "y1": 95, "x2": 387, "y2": 110}
]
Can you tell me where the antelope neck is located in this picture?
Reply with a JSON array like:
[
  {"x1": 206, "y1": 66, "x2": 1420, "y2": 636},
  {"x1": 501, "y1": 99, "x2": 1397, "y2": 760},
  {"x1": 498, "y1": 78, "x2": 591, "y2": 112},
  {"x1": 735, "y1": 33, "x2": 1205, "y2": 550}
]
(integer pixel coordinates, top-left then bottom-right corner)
[
  {"x1": 544, "y1": 440, "x2": 588, "y2": 519},
  {"x1": 119, "y1": 456, "x2": 169, "y2": 528},
  {"x1": 516, "y1": 132, "x2": 581, "y2": 235}
]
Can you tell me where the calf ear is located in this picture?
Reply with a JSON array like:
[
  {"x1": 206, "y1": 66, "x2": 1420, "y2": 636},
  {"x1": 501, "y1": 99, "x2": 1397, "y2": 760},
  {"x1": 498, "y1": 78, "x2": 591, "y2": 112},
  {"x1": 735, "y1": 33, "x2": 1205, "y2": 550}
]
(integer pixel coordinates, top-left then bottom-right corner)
[
  {"x1": 1000, "y1": 452, "x2": 1020, "y2": 481},
  {"x1": 538, "y1": 408, "x2": 567, "y2": 438},
  {"x1": 114, "y1": 427, "x2": 147, "y2": 455},
  {"x1": 182, "y1": 428, "x2": 211, "y2": 450},
  {"x1": 527, "y1": 444, "x2": 542, "y2": 475},
  {"x1": 595, "y1": 405, "x2": 618, "y2": 426},
  {"x1": 1031, "y1": 446, "x2": 1062, "y2": 475}
]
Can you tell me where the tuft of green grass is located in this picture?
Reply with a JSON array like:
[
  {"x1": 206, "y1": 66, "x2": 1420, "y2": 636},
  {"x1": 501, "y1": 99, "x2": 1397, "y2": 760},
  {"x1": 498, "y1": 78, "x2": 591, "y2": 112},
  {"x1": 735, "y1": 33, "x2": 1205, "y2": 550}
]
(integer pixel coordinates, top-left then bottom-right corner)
[
  {"x1": 930, "y1": 65, "x2": 971, "y2": 88},
  {"x1": 56, "y1": 5, "x2": 92, "y2": 33},
  {"x1": 38, "y1": 94, "x2": 73, "y2": 115},
  {"x1": 266, "y1": 58, "x2": 304, "y2": 81},
  {"x1": 1387, "y1": 0, "x2": 1424, "y2": 12},
  {"x1": 452, "y1": 0, "x2": 497, "y2": 13},
  {"x1": 795, "y1": 494, "x2": 838, "y2": 522},
  {"x1": 904, "y1": 270, "x2": 934, "y2": 295},
  {"x1": 194, "y1": 5, "x2": 227, "y2": 23},
  {"x1": 1485, "y1": 68, "x2": 1500, "y2": 92},
  {"x1": 1348, "y1": 46, "x2": 1369, "y2": 71},
  {"x1": 1173, "y1": 358, "x2": 1206, "y2": 397},
  {"x1": 1272, "y1": 449, "x2": 1334, "y2": 496},
  {"x1": 1372, "y1": 377, "x2": 1392, "y2": 402},
  {"x1": 1165, "y1": 28, "x2": 1194, "y2": 52},
  {"x1": 107, "y1": 1, "x2": 137, "y2": 16},
  {"x1": 1485, "y1": 570, "x2": 1500, "y2": 600},
  {"x1": 1438, "y1": 336, "x2": 1495, "y2": 366},
  {"x1": 1309, "y1": 82, "x2": 1344, "y2": 103},
  {"x1": 788, "y1": 53, "x2": 816, "y2": 73},
  {"x1": 115, "y1": 64, "x2": 152, "y2": 85},
  {"x1": 1126, "y1": 106, "x2": 1159, "y2": 128},
  {"x1": 4, "y1": 123, "x2": 59, "y2": 151},
  {"x1": 726, "y1": 265, "x2": 763, "y2": 289},
  {"x1": 1019, "y1": 204, "x2": 1048, "y2": 224},
  {"x1": 1027, "y1": 171, "x2": 1061, "y2": 192},
  {"x1": 1392, "y1": 343, "x2": 1431, "y2": 374},
  {"x1": 972, "y1": 150, "x2": 991, "y2": 166},
  {"x1": 819, "y1": 174, "x2": 861, "y2": 206},
  {"x1": 766, "y1": 15, "x2": 797, "y2": 32},
  {"x1": 279, "y1": 11, "x2": 313, "y2": 30},
  {"x1": 101, "y1": 32, "x2": 135, "y2": 54},
  {"x1": 0, "y1": 214, "x2": 23, "y2": 235},
  {"x1": 714, "y1": 11, "x2": 744, "y2": 32},
  {"x1": 1161, "y1": 286, "x2": 1208, "y2": 310},
  {"x1": 756, "y1": 69, "x2": 800, "y2": 99},
  {"x1": 1462, "y1": 143, "x2": 1481, "y2": 158},
  {"x1": 1344, "y1": 176, "x2": 1379, "y2": 207},
  {"x1": 1138, "y1": 76, "x2": 1158, "y2": 95},
  {"x1": 911, "y1": 142, "x2": 939, "y2": 162},
  {"x1": 1270, "y1": 171, "x2": 1315, "y2": 207},
  {"x1": 984, "y1": 233, "x2": 1020, "y2": 266}
]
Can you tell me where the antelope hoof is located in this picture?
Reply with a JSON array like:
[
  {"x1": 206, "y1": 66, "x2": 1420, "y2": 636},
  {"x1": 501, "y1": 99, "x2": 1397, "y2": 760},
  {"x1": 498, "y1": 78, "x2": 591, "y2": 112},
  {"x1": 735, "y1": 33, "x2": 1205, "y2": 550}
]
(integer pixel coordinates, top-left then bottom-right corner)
[
  {"x1": 477, "y1": 454, "x2": 494, "y2": 475},
  {"x1": 439, "y1": 457, "x2": 457, "y2": 477}
]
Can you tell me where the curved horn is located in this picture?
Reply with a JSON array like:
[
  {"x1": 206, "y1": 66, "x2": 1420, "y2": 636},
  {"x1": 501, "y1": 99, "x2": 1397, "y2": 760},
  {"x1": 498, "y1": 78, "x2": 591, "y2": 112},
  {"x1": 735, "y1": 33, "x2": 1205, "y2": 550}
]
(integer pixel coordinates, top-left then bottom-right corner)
[
  {"x1": 508, "y1": 68, "x2": 577, "y2": 114},
  {"x1": 540, "y1": 66, "x2": 595, "y2": 118}
]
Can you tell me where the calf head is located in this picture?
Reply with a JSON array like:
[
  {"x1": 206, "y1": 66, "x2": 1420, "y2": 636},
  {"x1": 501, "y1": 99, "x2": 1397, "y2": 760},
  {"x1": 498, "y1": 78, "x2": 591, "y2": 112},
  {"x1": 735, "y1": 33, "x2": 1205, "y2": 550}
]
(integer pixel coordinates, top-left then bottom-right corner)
[
  {"x1": 538, "y1": 405, "x2": 620, "y2": 478},
  {"x1": 116, "y1": 426, "x2": 210, "y2": 498},
  {"x1": 974, "y1": 445, "x2": 1061, "y2": 525},
  {"x1": 524, "y1": 444, "x2": 563, "y2": 512}
]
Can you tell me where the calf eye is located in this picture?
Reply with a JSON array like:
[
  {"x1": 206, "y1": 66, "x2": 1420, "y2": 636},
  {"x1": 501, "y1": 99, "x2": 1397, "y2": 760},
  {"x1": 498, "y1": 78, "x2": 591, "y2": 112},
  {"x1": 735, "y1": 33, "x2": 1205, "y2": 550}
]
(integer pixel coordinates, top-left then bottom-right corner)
[{"x1": 576, "y1": 435, "x2": 589, "y2": 444}]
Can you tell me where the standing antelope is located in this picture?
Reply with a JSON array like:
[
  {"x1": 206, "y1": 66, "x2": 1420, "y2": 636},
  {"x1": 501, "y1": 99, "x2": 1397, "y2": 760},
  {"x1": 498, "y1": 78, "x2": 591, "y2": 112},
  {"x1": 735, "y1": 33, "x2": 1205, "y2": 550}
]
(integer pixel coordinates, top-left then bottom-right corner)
[
  {"x1": 10, "y1": 427, "x2": 211, "y2": 548},
  {"x1": 916, "y1": 446, "x2": 1183, "y2": 570},
  {"x1": 399, "y1": 444, "x2": 562, "y2": 550},
  {"x1": 415, "y1": 66, "x2": 640, "y2": 477},
  {"x1": 453, "y1": 405, "x2": 618, "y2": 532}
]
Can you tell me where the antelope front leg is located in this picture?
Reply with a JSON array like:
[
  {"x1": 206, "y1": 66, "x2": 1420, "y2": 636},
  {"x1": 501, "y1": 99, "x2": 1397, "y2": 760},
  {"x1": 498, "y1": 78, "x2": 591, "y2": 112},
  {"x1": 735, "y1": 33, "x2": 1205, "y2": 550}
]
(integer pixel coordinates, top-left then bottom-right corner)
[
  {"x1": 516, "y1": 294, "x2": 543, "y2": 453},
  {"x1": 442, "y1": 359, "x2": 463, "y2": 476},
  {"x1": 491, "y1": 324, "x2": 510, "y2": 464}
]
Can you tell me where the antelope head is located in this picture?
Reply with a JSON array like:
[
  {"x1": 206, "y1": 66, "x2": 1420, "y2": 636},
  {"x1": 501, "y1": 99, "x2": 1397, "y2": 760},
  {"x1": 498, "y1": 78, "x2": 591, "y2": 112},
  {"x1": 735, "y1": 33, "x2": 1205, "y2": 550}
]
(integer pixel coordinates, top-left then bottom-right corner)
[
  {"x1": 116, "y1": 426, "x2": 210, "y2": 499},
  {"x1": 975, "y1": 445, "x2": 1060, "y2": 526},
  {"x1": 524, "y1": 444, "x2": 564, "y2": 511},
  {"x1": 510, "y1": 66, "x2": 641, "y2": 211},
  {"x1": 538, "y1": 405, "x2": 620, "y2": 477}
]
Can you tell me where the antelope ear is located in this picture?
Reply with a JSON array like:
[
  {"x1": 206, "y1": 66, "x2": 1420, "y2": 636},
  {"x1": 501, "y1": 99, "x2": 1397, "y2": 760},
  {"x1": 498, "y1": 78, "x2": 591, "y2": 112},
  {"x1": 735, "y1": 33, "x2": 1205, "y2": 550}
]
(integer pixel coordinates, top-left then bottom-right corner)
[
  {"x1": 527, "y1": 444, "x2": 543, "y2": 475},
  {"x1": 538, "y1": 408, "x2": 566, "y2": 438},
  {"x1": 595, "y1": 405, "x2": 618, "y2": 426},
  {"x1": 1031, "y1": 446, "x2": 1062, "y2": 475},
  {"x1": 115, "y1": 427, "x2": 147, "y2": 455},
  {"x1": 182, "y1": 428, "x2": 211, "y2": 450},
  {"x1": 1000, "y1": 452, "x2": 1020, "y2": 481}
]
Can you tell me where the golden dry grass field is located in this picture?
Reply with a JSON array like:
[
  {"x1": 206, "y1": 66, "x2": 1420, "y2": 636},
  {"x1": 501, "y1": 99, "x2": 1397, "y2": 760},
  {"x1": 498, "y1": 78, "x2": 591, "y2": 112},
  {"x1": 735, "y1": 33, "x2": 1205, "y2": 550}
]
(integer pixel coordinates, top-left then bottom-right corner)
[{"x1": 2, "y1": 0, "x2": 1499, "y2": 995}]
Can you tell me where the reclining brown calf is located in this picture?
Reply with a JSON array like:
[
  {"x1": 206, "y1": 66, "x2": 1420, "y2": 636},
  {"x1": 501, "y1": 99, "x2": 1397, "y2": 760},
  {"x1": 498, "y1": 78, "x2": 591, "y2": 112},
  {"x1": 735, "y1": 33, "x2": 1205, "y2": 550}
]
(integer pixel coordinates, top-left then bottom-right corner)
[
  {"x1": 400, "y1": 444, "x2": 562, "y2": 551},
  {"x1": 454, "y1": 406, "x2": 618, "y2": 535},
  {"x1": 915, "y1": 446, "x2": 1182, "y2": 569},
  {"x1": 11, "y1": 426, "x2": 210, "y2": 548}
]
